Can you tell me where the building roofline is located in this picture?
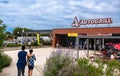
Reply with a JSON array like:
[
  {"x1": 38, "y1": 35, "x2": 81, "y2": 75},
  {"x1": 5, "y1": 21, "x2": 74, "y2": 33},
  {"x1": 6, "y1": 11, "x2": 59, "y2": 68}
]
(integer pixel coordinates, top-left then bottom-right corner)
[
  {"x1": 25, "y1": 30, "x2": 52, "y2": 34},
  {"x1": 53, "y1": 26, "x2": 120, "y2": 30}
]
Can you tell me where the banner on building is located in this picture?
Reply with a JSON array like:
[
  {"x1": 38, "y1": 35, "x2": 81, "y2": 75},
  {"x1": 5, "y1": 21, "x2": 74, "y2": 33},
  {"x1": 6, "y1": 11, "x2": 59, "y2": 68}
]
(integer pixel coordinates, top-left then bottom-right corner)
[
  {"x1": 98, "y1": 33, "x2": 112, "y2": 36},
  {"x1": 68, "y1": 33, "x2": 78, "y2": 37}
]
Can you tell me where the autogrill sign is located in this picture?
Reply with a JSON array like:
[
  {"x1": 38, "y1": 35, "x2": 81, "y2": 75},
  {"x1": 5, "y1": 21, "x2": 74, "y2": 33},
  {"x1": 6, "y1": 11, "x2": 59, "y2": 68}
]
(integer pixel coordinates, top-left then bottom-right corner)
[{"x1": 71, "y1": 16, "x2": 113, "y2": 27}]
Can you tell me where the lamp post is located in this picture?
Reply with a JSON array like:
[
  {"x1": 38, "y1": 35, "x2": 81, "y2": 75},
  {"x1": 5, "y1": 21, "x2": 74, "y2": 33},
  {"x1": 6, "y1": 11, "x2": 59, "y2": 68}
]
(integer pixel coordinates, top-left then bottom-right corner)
[
  {"x1": 21, "y1": 29, "x2": 24, "y2": 45},
  {"x1": 17, "y1": 32, "x2": 19, "y2": 37},
  {"x1": 22, "y1": 29, "x2": 24, "y2": 37}
]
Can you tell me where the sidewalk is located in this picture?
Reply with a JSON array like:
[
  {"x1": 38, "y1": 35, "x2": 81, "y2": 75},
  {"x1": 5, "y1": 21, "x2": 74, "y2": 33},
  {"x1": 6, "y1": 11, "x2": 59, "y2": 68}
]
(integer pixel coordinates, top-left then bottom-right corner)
[{"x1": 0, "y1": 47, "x2": 54, "y2": 76}]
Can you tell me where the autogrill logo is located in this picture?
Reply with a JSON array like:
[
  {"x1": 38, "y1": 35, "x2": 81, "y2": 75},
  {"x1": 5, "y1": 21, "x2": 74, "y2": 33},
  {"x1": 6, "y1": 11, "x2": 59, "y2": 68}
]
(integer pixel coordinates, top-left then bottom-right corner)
[{"x1": 71, "y1": 16, "x2": 113, "y2": 27}]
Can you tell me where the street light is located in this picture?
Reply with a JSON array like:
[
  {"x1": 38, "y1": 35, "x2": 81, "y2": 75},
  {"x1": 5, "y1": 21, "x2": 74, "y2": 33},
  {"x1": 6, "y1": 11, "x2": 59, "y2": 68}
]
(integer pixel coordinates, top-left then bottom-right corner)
[
  {"x1": 17, "y1": 32, "x2": 19, "y2": 36},
  {"x1": 21, "y1": 29, "x2": 24, "y2": 45},
  {"x1": 22, "y1": 29, "x2": 24, "y2": 37}
]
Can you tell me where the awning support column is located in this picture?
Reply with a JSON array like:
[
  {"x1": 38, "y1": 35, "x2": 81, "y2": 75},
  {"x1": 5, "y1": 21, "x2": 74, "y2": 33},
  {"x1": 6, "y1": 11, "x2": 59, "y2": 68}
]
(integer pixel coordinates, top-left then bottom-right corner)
[
  {"x1": 76, "y1": 36, "x2": 79, "y2": 59},
  {"x1": 87, "y1": 38, "x2": 89, "y2": 57},
  {"x1": 102, "y1": 39, "x2": 105, "y2": 48},
  {"x1": 94, "y1": 39, "x2": 96, "y2": 54}
]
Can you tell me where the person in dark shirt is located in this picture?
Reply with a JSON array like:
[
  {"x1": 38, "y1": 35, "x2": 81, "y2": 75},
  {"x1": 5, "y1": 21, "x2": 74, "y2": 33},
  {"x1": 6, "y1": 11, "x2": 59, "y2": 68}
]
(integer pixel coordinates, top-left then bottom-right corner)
[{"x1": 17, "y1": 45, "x2": 27, "y2": 76}]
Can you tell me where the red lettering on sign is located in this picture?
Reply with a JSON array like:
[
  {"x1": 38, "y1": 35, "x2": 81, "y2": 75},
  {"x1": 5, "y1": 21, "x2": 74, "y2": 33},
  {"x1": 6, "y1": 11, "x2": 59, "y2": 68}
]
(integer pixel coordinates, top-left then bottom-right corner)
[
  {"x1": 71, "y1": 16, "x2": 113, "y2": 27},
  {"x1": 71, "y1": 16, "x2": 79, "y2": 27}
]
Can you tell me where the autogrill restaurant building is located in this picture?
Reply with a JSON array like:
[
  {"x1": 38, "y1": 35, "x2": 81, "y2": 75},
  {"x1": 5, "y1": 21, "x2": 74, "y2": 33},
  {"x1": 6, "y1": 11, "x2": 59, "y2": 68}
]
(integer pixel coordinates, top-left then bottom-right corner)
[{"x1": 52, "y1": 17, "x2": 120, "y2": 50}]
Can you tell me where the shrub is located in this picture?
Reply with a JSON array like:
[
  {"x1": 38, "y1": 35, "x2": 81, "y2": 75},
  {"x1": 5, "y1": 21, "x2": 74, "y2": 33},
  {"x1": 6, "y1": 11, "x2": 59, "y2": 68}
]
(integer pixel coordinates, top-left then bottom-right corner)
[
  {"x1": 103, "y1": 60, "x2": 120, "y2": 76},
  {"x1": 77, "y1": 58, "x2": 103, "y2": 76},
  {"x1": 42, "y1": 40, "x2": 52, "y2": 45},
  {"x1": 44, "y1": 49, "x2": 103, "y2": 76},
  {"x1": 58, "y1": 58, "x2": 103, "y2": 76},
  {"x1": 44, "y1": 49, "x2": 73, "y2": 76},
  {"x1": 0, "y1": 50, "x2": 12, "y2": 72},
  {"x1": 57, "y1": 63, "x2": 81, "y2": 76},
  {"x1": 44, "y1": 49, "x2": 120, "y2": 76},
  {"x1": 31, "y1": 41, "x2": 39, "y2": 46},
  {"x1": 7, "y1": 43, "x2": 21, "y2": 47}
]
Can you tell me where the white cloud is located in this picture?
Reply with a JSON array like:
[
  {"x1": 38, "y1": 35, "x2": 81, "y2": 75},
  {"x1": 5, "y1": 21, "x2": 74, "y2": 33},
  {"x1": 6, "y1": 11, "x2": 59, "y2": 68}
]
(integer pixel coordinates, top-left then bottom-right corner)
[{"x1": 0, "y1": 0, "x2": 119, "y2": 32}]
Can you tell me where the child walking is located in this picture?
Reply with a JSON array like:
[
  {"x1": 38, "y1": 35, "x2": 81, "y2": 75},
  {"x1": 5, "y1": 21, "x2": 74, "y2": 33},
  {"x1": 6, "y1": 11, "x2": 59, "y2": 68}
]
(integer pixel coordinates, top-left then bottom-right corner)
[{"x1": 27, "y1": 49, "x2": 36, "y2": 76}]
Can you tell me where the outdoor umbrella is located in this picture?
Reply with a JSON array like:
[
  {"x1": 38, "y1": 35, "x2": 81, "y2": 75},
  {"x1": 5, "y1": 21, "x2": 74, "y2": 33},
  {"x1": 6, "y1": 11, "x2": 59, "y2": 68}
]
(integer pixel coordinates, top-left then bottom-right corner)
[{"x1": 114, "y1": 43, "x2": 120, "y2": 51}]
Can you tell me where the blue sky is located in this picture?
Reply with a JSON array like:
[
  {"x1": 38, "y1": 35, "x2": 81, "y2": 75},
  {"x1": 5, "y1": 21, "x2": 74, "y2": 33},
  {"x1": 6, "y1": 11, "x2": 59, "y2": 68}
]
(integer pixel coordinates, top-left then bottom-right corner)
[{"x1": 0, "y1": 0, "x2": 120, "y2": 32}]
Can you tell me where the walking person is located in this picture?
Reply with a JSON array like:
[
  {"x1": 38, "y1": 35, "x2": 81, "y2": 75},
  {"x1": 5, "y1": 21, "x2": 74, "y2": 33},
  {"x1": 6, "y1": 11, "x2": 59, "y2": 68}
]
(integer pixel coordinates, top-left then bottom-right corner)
[
  {"x1": 17, "y1": 45, "x2": 27, "y2": 76},
  {"x1": 28, "y1": 40, "x2": 31, "y2": 49},
  {"x1": 27, "y1": 49, "x2": 36, "y2": 76}
]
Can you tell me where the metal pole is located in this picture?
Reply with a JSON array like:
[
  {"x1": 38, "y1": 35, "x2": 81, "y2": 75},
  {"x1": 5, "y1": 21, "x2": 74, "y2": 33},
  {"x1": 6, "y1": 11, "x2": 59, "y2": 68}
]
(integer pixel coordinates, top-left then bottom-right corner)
[
  {"x1": 99, "y1": 39, "x2": 101, "y2": 51},
  {"x1": 87, "y1": 39, "x2": 89, "y2": 57},
  {"x1": 94, "y1": 39, "x2": 96, "y2": 54},
  {"x1": 76, "y1": 36, "x2": 79, "y2": 59},
  {"x1": 102, "y1": 39, "x2": 104, "y2": 48}
]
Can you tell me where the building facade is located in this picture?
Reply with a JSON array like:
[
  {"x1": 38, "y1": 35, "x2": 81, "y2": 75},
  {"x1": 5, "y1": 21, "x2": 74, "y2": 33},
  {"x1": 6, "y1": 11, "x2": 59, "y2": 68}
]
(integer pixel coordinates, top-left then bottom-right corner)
[{"x1": 52, "y1": 27, "x2": 120, "y2": 49}]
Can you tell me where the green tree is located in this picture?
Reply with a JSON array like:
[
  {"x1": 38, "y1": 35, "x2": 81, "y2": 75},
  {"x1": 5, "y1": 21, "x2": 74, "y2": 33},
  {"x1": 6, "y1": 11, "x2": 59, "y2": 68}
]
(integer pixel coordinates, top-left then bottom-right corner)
[
  {"x1": 0, "y1": 20, "x2": 6, "y2": 47},
  {"x1": 0, "y1": 20, "x2": 3, "y2": 24},
  {"x1": 0, "y1": 19, "x2": 12, "y2": 72},
  {"x1": 5, "y1": 31, "x2": 13, "y2": 39},
  {"x1": 12, "y1": 27, "x2": 31, "y2": 38}
]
